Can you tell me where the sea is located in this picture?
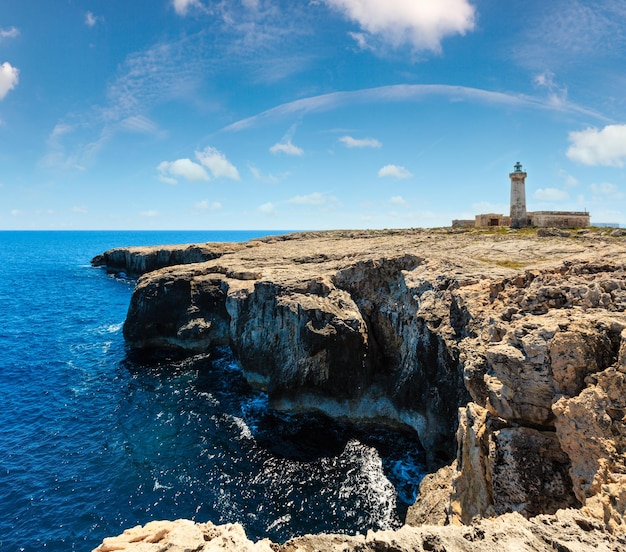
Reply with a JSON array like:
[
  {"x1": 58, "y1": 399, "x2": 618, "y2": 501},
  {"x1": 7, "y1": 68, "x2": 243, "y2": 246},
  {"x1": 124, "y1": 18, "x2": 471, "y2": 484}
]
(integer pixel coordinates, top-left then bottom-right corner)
[{"x1": 0, "y1": 230, "x2": 426, "y2": 551}]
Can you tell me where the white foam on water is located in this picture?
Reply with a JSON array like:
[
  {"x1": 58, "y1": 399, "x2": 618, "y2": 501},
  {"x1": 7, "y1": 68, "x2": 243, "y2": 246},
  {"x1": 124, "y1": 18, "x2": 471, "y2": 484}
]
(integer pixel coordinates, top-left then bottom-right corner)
[
  {"x1": 339, "y1": 439, "x2": 397, "y2": 530},
  {"x1": 266, "y1": 514, "x2": 291, "y2": 532},
  {"x1": 94, "y1": 322, "x2": 123, "y2": 335},
  {"x1": 153, "y1": 478, "x2": 173, "y2": 491},
  {"x1": 230, "y1": 415, "x2": 253, "y2": 440}
]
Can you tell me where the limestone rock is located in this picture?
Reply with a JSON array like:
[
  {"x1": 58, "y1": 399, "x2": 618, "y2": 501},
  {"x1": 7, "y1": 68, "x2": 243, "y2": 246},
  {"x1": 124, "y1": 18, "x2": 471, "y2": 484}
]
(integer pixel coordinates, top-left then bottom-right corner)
[
  {"x1": 553, "y1": 367, "x2": 626, "y2": 533},
  {"x1": 91, "y1": 242, "x2": 243, "y2": 277},
  {"x1": 405, "y1": 463, "x2": 455, "y2": 526},
  {"x1": 93, "y1": 229, "x2": 626, "y2": 541},
  {"x1": 94, "y1": 511, "x2": 626, "y2": 551},
  {"x1": 93, "y1": 519, "x2": 275, "y2": 552}
]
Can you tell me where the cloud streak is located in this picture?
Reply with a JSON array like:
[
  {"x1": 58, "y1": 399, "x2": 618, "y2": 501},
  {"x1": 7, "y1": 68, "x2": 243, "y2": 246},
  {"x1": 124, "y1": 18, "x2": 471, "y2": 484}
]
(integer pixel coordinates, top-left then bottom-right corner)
[
  {"x1": 0, "y1": 27, "x2": 19, "y2": 40},
  {"x1": 339, "y1": 135, "x2": 382, "y2": 148},
  {"x1": 224, "y1": 84, "x2": 608, "y2": 133},
  {"x1": 270, "y1": 140, "x2": 303, "y2": 156},
  {"x1": 287, "y1": 192, "x2": 339, "y2": 206}
]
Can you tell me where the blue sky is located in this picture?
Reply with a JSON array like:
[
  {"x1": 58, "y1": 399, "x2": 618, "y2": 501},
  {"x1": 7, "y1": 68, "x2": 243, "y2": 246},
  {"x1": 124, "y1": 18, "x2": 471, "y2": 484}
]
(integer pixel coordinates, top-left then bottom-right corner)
[{"x1": 2, "y1": 0, "x2": 626, "y2": 230}]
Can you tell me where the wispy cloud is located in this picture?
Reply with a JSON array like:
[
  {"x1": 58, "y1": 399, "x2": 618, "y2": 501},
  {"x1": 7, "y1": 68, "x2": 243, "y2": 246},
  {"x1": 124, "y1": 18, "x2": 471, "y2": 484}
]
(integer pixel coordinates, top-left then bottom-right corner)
[
  {"x1": 120, "y1": 115, "x2": 160, "y2": 134},
  {"x1": 323, "y1": 0, "x2": 475, "y2": 52},
  {"x1": 378, "y1": 164, "x2": 412, "y2": 179},
  {"x1": 249, "y1": 166, "x2": 285, "y2": 184},
  {"x1": 0, "y1": 27, "x2": 19, "y2": 40},
  {"x1": 85, "y1": 12, "x2": 103, "y2": 27},
  {"x1": 389, "y1": 195, "x2": 407, "y2": 205},
  {"x1": 270, "y1": 124, "x2": 304, "y2": 156},
  {"x1": 339, "y1": 135, "x2": 382, "y2": 148},
  {"x1": 195, "y1": 200, "x2": 223, "y2": 211},
  {"x1": 590, "y1": 182, "x2": 625, "y2": 201},
  {"x1": 533, "y1": 70, "x2": 569, "y2": 109},
  {"x1": 515, "y1": 0, "x2": 626, "y2": 70},
  {"x1": 270, "y1": 141, "x2": 303, "y2": 156},
  {"x1": 0, "y1": 62, "x2": 19, "y2": 100},
  {"x1": 157, "y1": 158, "x2": 210, "y2": 184},
  {"x1": 287, "y1": 192, "x2": 339, "y2": 207},
  {"x1": 224, "y1": 84, "x2": 608, "y2": 133},
  {"x1": 41, "y1": 123, "x2": 89, "y2": 171},
  {"x1": 533, "y1": 188, "x2": 569, "y2": 202},
  {"x1": 567, "y1": 124, "x2": 626, "y2": 167},
  {"x1": 258, "y1": 201, "x2": 277, "y2": 215},
  {"x1": 196, "y1": 146, "x2": 240, "y2": 180},
  {"x1": 140, "y1": 210, "x2": 160, "y2": 218},
  {"x1": 172, "y1": 0, "x2": 205, "y2": 16}
]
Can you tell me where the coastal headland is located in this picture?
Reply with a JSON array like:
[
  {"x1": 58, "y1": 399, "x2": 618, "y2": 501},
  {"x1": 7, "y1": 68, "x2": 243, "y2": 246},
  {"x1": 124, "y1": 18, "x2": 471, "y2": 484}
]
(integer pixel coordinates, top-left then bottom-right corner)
[{"x1": 92, "y1": 228, "x2": 626, "y2": 551}]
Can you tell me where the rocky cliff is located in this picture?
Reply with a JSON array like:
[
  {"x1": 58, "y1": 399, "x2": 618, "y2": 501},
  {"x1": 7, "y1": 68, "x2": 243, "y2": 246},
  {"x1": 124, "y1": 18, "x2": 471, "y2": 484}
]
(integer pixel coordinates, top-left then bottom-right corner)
[
  {"x1": 92, "y1": 228, "x2": 626, "y2": 551},
  {"x1": 91, "y1": 241, "x2": 243, "y2": 277}
]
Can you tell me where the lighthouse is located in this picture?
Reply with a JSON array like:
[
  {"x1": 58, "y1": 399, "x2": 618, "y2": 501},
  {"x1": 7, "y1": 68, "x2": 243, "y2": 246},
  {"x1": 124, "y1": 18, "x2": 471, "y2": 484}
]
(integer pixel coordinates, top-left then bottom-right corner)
[{"x1": 509, "y1": 161, "x2": 528, "y2": 228}]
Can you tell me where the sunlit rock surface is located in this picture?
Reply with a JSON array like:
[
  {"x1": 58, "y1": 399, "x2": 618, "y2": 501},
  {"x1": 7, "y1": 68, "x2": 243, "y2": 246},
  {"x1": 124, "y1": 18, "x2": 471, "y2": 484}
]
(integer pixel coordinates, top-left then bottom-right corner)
[
  {"x1": 93, "y1": 228, "x2": 626, "y2": 549},
  {"x1": 93, "y1": 512, "x2": 625, "y2": 551}
]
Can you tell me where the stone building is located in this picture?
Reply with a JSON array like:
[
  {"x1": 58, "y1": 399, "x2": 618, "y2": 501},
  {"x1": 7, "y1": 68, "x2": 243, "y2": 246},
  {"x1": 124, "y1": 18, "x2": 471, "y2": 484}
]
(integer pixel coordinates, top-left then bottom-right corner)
[{"x1": 452, "y1": 163, "x2": 590, "y2": 229}]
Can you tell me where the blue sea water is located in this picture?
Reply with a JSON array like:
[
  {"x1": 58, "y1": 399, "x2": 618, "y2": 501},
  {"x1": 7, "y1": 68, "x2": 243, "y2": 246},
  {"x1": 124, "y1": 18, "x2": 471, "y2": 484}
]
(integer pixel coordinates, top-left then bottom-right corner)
[{"x1": 0, "y1": 231, "x2": 425, "y2": 551}]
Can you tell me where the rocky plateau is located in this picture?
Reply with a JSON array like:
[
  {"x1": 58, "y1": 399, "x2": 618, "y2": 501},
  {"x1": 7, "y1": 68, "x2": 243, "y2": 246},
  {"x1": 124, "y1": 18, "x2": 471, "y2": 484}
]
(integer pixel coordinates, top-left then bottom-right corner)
[{"x1": 91, "y1": 228, "x2": 626, "y2": 551}]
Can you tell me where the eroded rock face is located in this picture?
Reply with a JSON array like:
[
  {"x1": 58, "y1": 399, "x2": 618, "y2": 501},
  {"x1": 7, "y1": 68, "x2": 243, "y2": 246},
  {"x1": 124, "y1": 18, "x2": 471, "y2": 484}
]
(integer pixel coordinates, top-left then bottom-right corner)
[
  {"x1": 91, "y1": 242, "x2": 243, "y2": 277},
  {"x1": 95, "y1": 229, "x2": 626, "y2": 537},
  {"x1": 554, "y1": 367, "x2": 626, "y2": 533},
  {"x1": 449, "y1": 258, "x2": 626, "y2": 526}
]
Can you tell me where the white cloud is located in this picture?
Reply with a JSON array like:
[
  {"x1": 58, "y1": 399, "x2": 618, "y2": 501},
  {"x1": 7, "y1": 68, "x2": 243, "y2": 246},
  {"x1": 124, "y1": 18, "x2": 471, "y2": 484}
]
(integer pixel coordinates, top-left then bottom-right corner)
[
  {"x1": 270, "y1": 140, "x2": 304, "y2": 156},
  {"x1": 339, "y1": 135, "x2": 382, "y2": 148},
  {"x1": 249, "y1": 166, "x2": 281, "y2": 184},
  {"x1": 196, "y1": 146, "x2": 240, "y2": 180},
  {"x1": 157, "y1": 158, "x2": 210, "y2": 184},
  {"x1": 140, "y1": 210, "x2": 160, "y2": 217},
  {"x1": 258, "y1": 202, "x2": 277, "y2": 215},
  {"x1": 85, "y1": 12, "x2": 102, "y2": 27},
  {"x1": 533, "y1": 70, "x2": 568, "y2": 109},
  {"x1": 287, "y1": 192, "x2": 338, "y2": 206},
  {"x1": 567, "y1": 125, "x2": 626, "y2": 167},
  {"x1": 0, "y1": 62, "x2": 19, "y2": 100},
  {"x1": 195, "y1": 200, "x2": 222, "y2": 211},
  {"x1": 591, "y1": 182, "x2": 625, "y2": 200},
  {"x1": 389, "y1": 195, "x2": 408, "y2": 205},
  {"x1": 533, "y1": 188, "x2": 569, "y2": 202},
  {"x1": 10, "y1": 209, "x2": 23, "y2": 216},
  {"x1": 558, "y1": 169, "x2": 579, "y2": 187},
  {"x1": 323, "y1": 0, "x2": 476, "y2": 52},
  {"x1": 0, "y1": 27, "x2": 19, "y2": 40},
  {"x1": 378, "y1": 164, "x2": 413, "y2": 179},
  {"x1": 172, "y1": 0, "x2": 204, "y2": 15}
]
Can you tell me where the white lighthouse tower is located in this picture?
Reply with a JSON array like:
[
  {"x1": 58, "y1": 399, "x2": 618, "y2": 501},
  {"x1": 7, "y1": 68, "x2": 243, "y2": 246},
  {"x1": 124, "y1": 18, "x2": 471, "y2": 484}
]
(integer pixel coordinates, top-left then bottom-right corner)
[{"x1": 510, "y1": 162, "x2": 528, "y2": 228}]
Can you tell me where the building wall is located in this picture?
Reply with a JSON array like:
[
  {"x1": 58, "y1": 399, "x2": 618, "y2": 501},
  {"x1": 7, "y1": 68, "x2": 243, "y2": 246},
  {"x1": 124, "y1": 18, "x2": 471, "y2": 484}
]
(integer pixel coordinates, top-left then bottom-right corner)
[
  {"x1": 452, "y1": 219, "x2": 476, "y2": 228},
  {"x1": 530, "y1": 211, "x2": 590, "y2": 228},
  {"x1": 475, "y1": 214, "x2": 511, "y2": 227}
]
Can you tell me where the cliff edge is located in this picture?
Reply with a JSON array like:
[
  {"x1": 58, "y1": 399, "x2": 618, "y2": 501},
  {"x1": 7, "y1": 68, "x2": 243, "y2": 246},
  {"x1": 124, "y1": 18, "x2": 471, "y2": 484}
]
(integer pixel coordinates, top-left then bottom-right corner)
[{"x1": 92, "y1": 228, "x2": 626, "y2": 551}]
